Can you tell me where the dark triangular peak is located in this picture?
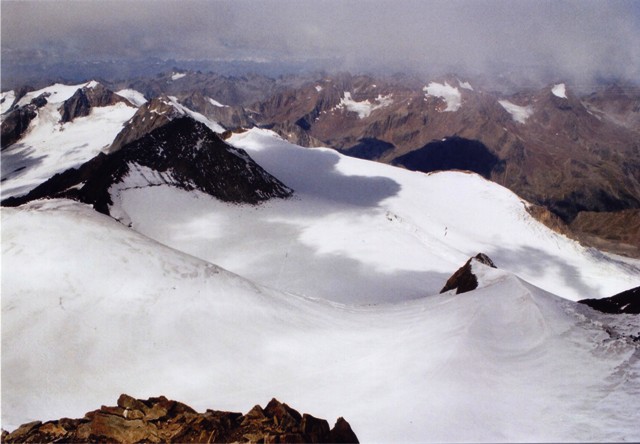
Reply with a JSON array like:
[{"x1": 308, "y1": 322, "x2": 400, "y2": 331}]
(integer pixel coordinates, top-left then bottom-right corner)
[
  {"x1": 579, "y1": 286, "x2": 640, "y2": 315},
  {"x1": 108, "y1": 96, "x2": 184, "y2": 152},
  {"x1": 1, "y1": 117, "x2": 293, "y2": 215},
  {"x1": 59, "y1": 82, "x2": 130, "y2": 123},
  {"x1": 440, "y1": 253, "x2": 497, "y2": 295}
]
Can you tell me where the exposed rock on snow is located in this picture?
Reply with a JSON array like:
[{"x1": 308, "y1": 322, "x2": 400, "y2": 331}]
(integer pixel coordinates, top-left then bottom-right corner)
[
  {"x1": 1, "y1": 117, "x2": 293, "y2": 214},
  {"x1": 1, "y1": 93, "x2": 49, "y2": 147},
  {"x1": 109, "y1": 95, "x2": 224, "y2": 152},
  {"x1": 1, "y1": 395, "x2": 359, "y2": 444},
  {"x1": 59, "y1": 83, "x2": 129, "y2": 123},
  {"x1": 580, "y1": 286, "x2": 640, "y2": 315},
  {"x1": 440, "y1": 253, "x2": 497, "y2": 294}
]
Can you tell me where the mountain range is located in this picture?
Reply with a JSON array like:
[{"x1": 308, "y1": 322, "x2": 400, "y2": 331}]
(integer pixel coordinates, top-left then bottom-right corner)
[{"x1": 1, "y1": 75, "x2": 639, "y2": 442}]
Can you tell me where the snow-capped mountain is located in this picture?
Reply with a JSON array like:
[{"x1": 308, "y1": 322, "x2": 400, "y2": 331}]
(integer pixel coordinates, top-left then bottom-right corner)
[
  {"x1": 2, "y1": 80, "x2": 639, "y2": 442},
  {"x1": 1, "y1": 81, "x2": 138, "y2": 199}
]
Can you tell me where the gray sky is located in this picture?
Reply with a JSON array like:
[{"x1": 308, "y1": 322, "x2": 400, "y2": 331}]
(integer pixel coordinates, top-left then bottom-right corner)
[{"x1": 2, "y1": 0, "x2": 639, "y2": 82}]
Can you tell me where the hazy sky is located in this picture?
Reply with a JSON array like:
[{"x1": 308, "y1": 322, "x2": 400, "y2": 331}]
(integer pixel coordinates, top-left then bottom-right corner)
[{"x1": 2, "y1": 0, "x2": 640, "y2": 82}]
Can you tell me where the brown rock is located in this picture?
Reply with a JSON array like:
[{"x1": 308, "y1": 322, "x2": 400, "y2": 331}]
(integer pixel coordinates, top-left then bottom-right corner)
[
  {"x1": 440, "y1": 253, "x2": 496, "y2": 295},
  {"x1": 330, "y1": 417, "x2": 360, "y2": 443},
  {"x1": 117, "y1": 393, "x2": 149, "y2": 412},
  {"x1": 3, "y1": 395, "x2": 358, "y2": 444}
]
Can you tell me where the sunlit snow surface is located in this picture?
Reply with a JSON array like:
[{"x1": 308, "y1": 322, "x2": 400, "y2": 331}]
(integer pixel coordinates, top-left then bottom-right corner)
[
  {"x1": 2, "y1": 106, "x2": 640, "y2": 442},
  {"x1": 1, "y1": 100, "x2": 137, "y2": 199},
  {"x1": 3, "y1": 199, "x2": 639, "y2": 442},
  {"x1": 115, "y1": 128, "x2": 639, "y2": 303}
]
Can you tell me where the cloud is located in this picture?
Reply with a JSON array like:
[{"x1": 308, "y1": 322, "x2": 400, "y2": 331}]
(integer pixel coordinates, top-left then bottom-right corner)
[{"x1": 2, "y1": 0, "x2": 639, "y2": 83}]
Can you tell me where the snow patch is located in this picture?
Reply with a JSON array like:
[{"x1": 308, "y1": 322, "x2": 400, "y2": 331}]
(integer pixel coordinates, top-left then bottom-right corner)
[
  {"x1": 1, "y1": 90, "x2": 16, "y2": 114},
  {"x1": 499, "y1": 100, "x2": 534, "y2": 124},
  {"x1": 552, "y1": 83, "x2": 567, "y2": 99},
  {"x1": 336, "y1": 92, "x2": 393, "y2": 119},
  {"x1": 207, "y1": 97, "x2": 228, "y2": 108},
  {"x1": 171, "y1": 72, "x2": 187, "y2": 81},
  {"x1": 165, "y1": 96, "x2": 225, "y2": 133},
  {"x1": 115, "y1": 89, "x2": 147, "y2": 107},
  {"x1": 423, "y1": 82, "x2": 462, "y2": 112},
  {"x1": 458, "y1": 79, "x2": 474, "y2": 90},
  {"x1": 315, "y1": 85, "x2": 323, "y2": 92}
]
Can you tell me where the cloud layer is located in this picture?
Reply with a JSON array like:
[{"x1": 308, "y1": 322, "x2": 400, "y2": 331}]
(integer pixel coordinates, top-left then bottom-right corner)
[{"x1": 2, "y1": 0, "x2": 639, "y2": 83}]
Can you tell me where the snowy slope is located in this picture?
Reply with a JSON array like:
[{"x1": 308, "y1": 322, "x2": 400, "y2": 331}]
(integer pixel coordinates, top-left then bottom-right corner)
[
  {"x1": 115, "y1": 128, "x2": 640, "y2": 303},
  {"x1": 2, "y1": 199, "x2": 639, "y2": 442},
  {"x1": 1, "y1": 82, "x2": 137, "y2": 199}
]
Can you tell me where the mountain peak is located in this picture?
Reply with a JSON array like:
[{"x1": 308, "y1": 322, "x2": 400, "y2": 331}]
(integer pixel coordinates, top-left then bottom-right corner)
[
  {"x1": 59, "y1": 82, "x2": 130, "y2": 123},
  {"x1": 2, "y1": 116, "x2": 292, "y2": 216}
]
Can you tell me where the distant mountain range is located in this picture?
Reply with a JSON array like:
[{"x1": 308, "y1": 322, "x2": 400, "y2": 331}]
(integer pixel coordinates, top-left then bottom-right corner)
[{"x1": 6, "y1": 70, "x2": 637, "y2": 254}]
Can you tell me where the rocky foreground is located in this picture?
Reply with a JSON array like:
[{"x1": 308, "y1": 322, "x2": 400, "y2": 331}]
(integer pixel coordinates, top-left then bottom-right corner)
[{"x1": 1, "y1": 395, "x2": 359, "y2": 443}]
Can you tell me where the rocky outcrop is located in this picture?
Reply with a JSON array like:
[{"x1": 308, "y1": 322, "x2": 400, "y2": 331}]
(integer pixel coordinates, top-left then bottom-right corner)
[
  {"x1": 108, "y1": 96, "x2": 184, "y2": 152},
  {"x1": 580, "y1": 286, "x2": 640, "y2": 315},
  {"x1": 59, "y1": 83, "x2": 129, "y2": 123},
  {"x1": 1, "y1": 93, "x2": 49, "y2": 148},
  {"x1": 440, "y1": 253, "x2": 497, "y2": 295},
  {"x1": 1, "y1": 394, "x2": 359, "y2": 443},
  {"x1": 1, "y1": 117, "x2": 293, "y2": 214}
]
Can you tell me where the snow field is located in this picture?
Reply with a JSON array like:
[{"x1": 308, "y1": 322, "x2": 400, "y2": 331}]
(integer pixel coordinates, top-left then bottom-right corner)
[
  {"x1": 1, "y1": 101, "x2": 137, "y2": 199},
  {"x1": 118, "y1": 127, "x2": 638, "y2": 303},
  {"x1": 2, "y1": 200, "x2": 639, "y2": 442}
]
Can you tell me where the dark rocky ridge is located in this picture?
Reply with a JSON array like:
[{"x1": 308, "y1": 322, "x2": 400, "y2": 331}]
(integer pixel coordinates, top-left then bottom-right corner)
[
  {"x1": 1, "y1": 117, "x2": 293, "y2": 215},
  {"x1": 108, "y1": 96, "x2": 185, "y2": 153},
  {"x1": 580, "y1": 286, "x2": 640, "y2": 315},
  {"x1": 1, "y1": 93, "x2": 49, "y2": 148},
  {"x1": 59, "y1": 83, "x2": 130, "y2": 123},
  {"x1": 1, "y1": 394, "x2": 359, "y2": 444},
  {"x1": 440, "y1": 253, "x2": 497, "y2": 295}
]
